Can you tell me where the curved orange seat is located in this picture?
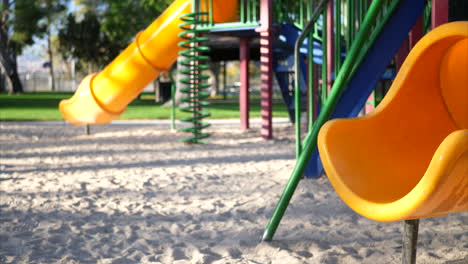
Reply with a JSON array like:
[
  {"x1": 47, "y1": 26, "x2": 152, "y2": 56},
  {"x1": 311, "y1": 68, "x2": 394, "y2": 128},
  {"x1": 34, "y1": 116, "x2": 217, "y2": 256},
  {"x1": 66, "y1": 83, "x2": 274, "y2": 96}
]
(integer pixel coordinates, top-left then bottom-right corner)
[{"x1": 318, "y1": 22, "x2": 468, "y2": 222}]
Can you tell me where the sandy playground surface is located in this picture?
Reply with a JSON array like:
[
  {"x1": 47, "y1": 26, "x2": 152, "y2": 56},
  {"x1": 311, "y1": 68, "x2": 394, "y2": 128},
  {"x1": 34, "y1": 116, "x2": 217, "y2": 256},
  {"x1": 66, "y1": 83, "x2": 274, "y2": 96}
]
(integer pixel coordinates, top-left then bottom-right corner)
[{"x1": 0, "y1": 120, "x2": 467, "y2": 264}]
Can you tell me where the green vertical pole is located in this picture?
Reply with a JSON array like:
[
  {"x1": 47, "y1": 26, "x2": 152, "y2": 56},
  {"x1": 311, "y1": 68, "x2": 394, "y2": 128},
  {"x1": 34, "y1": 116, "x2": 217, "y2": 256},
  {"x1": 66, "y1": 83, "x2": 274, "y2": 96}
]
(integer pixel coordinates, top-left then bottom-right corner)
[
  {"x1": 209, "y1": 0, "x2": 213, "y2": 25},
  {"x1": 253, "y1": 0, "x2": 258, "y2": 23},
  {"x1": 308, "y1": 33, "x2": 315, "y2": 131},
  {"x1": 321, "y1": 7, "x2": 328, "y2": 104},
  {"x1": 423, "y1": 0, "x2": 432, "y2": 33},
  {"x1": 349, "y1": 0, "x2": 355, "y2": 45},
  {"x1": 263, "y1": 0, "x2": 387, "y2": 242},
  {"x1": 346, "y1": 0, "x2": 350, "y2": 53},
  {"x1": 348, "y1": 0, "x2": 399, "y2": 78},
  {"x1": 247, "y1": 0, "x2": 251, "y2": 23},
  {"x1": 299, "y1": 0, "x2": 305, "y2": 28},
  {"x1": 357, "y1": 0, "x2": 364, "y2": 27},
  {"x1": 171, "y1": 83, "x2": 176, "y2": 130},
  {"x1": 335, "y1": 0, "x2": 342, "y2": 73},
  {"x1": 240, "y1": 0, "x2": 245, "y2": 23},
  {"x1": 294, "y1": 0, "x2": 330, "y2": 159},
  {"x1": 169, "y1": 71, "x2": 176, "y2": 130}
]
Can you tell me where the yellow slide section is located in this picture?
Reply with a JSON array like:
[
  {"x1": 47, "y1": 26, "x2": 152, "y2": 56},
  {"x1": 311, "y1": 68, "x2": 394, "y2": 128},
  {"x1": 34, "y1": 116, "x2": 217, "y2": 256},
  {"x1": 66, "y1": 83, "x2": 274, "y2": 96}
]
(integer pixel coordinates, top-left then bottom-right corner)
[
  {"x1": 318, "y1": 22, "x2": 468, "y2": 222},
  {"x1": 60, "y1": 0, "x2": 238, "y2": 125}
]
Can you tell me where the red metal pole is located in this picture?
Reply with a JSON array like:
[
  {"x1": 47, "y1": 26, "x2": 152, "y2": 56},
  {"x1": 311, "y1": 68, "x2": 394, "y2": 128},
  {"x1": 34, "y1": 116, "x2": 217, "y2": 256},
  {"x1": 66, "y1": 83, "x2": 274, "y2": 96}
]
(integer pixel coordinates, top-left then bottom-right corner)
[
  {"x1": 313, "y1": 63, "x2": 319, "y2": 121},
  {"x1": 396, "y1": 13, "x2": 423, "y2": 72},
  {"x1": 432, "y1": 0, "x2": 449, "y2": 28},
  {"x1": 239, "y1": 37, "x2": 250, "y2": 130},
  {"x1": 390, "y1": 12, "x2": 425, "y2": 115},
  {"x1": 256, "y1": 0, "x2": 273, "y2": 139},
  {"x1": 409, "y1": 15, "x2": 423, "y2": 48},
  {"x1": 395, "y1": 38, "x2": 409, "y2": 71}
]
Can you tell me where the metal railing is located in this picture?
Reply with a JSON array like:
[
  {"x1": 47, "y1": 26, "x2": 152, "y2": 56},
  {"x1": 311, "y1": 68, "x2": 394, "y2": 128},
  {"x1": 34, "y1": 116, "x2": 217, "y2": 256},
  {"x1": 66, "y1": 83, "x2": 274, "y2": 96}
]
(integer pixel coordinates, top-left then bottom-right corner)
[
  {"x1": 197, "y1": 0, "x2": 328, "y2": 31},
  {"x1": 198, "y1": 0, "x2": 260, "y2": 29}
]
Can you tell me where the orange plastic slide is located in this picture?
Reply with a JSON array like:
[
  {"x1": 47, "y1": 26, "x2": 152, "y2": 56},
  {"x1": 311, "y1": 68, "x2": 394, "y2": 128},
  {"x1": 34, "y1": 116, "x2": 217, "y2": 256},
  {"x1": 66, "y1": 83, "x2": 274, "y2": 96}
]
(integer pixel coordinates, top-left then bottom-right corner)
[
  {"x1": 318, "y1": 22, "x2": 468, "y2": 222},
  {"x1": 60, "y1": 0, "x2": 237, "y2": 125}
]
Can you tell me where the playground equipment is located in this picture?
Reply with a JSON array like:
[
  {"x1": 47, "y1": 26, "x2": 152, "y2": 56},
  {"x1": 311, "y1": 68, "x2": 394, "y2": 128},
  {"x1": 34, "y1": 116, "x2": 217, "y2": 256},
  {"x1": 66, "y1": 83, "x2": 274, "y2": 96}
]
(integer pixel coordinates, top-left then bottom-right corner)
[
  {"x1": 320, "y1": 20, "x2": 468, "y2": 223},
  {"x1": 264, "y1": 0, "x2": 428, "y2": 241},
  {"x1": 177, "y1": 8, "x2": 212, "y2": 143},
  {"x1": 59, "y1": 0, "x2": 237, "y2": 128},
  {"x1": 299, "y1": 0, "x2": 427, "y2": 178},
  {"x1": 57, "y1": 0, "x2": 464, "y2": 262},
  {"x1": 263, "y1": 0, "x2": 465, "y2": 262},
  {"x1": 318, "y1": 21, "x2": 467, "y2": 263},
  {"x1": 59, "y1": 0, "x2": 346, "y2": 141}
]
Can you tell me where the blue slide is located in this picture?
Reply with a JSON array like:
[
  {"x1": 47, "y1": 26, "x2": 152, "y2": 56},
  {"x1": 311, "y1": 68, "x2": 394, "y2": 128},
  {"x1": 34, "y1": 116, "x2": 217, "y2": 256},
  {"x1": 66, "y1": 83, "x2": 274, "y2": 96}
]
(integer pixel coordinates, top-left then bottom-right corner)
[
  {"x1": 304, "y1": 0, "x2": 426, "y2": 178},
  {"x1": 273, "y1": 23, "x2": 309, "y2": 122},
  {"x1": 273, "y1": 22, "x2": 341, "y2": 123}
]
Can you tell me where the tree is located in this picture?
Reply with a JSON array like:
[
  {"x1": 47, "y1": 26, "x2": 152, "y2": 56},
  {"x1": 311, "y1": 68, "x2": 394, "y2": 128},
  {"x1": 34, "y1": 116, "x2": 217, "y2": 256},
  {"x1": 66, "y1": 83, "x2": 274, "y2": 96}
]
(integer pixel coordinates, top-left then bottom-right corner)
[
  {"x1": 74, "y1": 0, "x2": 103, "y2": 13},
  {"x1": 58, "y1": 12, "x2": 122, "y2": 72},
  {"x1": 0, "y1": 0, "x2": 45, "y2": 93},
  {"x1": 59, "y1": 0, "x2": 173, "y2": 76},
  {"x1": 208, "y1": 61, "x2": 221, "y2": 97},
  {"x1": 99, "y1": 0, "x2": 172, "y2": 45},
  {"x1": 37, "y1": 0, "x2": 67, "y2": 91}
]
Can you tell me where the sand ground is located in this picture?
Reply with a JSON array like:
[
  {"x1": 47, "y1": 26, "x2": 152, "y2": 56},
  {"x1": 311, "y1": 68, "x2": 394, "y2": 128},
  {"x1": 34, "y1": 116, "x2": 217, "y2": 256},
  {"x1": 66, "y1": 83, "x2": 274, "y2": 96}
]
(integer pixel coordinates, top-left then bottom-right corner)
[{"x1": 0, "y1": 121, "x2": 467, "y2": 263}]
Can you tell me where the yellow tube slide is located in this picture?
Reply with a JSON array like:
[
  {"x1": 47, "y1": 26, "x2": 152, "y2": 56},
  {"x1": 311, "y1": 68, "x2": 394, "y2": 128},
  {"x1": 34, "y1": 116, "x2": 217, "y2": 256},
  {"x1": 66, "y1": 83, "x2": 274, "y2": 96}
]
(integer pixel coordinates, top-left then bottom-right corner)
[
  {"x1": 318, "y1": 22, "x2": 468, "y2": 222},
  {"x1": 60, "y1": 0, "x2": 238, "y2": 125}
]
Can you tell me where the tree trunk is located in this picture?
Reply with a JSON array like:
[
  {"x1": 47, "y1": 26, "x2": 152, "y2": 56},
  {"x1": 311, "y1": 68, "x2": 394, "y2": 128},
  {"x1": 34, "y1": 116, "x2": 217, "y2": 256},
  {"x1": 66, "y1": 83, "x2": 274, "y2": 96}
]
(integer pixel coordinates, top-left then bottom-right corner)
[
  {"x1": 0, "y1": 0, "x2": 23, "y2": 93},
  {"x1": 9, "y1": 69, "x2": 23, "y2": 93},
  {"x1": 209, "y1": 61, "x2": 220, "y2": 97},
  {"x1": 47, "y1": 29, "x2": 56, "y2": 91},
  {"x1": 0, "y1": 50, "x2": 23, "y2": 94},
  {"x1": 163, "y1": 57, "x2": 186, "y2": 107}
]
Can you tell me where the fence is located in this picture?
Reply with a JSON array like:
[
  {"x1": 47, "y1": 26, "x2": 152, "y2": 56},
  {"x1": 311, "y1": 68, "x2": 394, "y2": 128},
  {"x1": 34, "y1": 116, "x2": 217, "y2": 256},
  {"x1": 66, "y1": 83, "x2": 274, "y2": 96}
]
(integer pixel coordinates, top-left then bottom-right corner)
[
  {"x1": 18, "y1": 72, "x2": 78, "y2": 92},
  {"x1": 16, "y1": 68, "x2": 285, "y2": 100},
  {"x1": 17, "y1": 72, "x2": 159, "y2": 93}
]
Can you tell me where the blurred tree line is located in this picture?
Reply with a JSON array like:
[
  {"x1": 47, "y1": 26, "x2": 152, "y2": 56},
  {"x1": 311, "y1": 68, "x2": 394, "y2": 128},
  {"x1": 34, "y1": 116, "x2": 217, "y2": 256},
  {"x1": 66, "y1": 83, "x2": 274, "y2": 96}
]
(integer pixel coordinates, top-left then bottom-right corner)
[{"x1": 0, "y1": 0, "x2": 172, "y2": 93}]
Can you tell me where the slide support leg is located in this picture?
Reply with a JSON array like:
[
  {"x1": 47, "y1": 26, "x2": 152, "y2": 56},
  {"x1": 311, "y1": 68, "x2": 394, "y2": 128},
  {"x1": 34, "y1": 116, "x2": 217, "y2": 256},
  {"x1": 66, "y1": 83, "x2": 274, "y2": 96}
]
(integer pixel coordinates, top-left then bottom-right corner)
[{"x1": 402, "y1": 219, "x2": 419, "y2": 264}]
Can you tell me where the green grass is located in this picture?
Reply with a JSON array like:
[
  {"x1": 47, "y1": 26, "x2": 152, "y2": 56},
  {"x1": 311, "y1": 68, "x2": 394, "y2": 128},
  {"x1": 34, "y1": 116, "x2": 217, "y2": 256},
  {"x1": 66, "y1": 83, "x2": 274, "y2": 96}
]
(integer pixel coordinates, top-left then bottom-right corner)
[{"x1": 0, "y1": 92, "x2": 289, "y2": 121}]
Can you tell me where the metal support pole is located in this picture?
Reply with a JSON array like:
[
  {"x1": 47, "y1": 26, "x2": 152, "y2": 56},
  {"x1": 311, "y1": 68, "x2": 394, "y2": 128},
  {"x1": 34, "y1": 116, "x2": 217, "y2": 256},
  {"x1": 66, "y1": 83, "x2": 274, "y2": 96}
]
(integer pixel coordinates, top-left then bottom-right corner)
[
  {"x1": 256, "y1": 0, "x2": 273, "y2": 140},
  {"x1": 321, "y1": 7, "x2": 328, "y2": 102},
  {"x1": 402, "y1": 219, "x2": 419, "y2": 264},
  {"x1": 263, "y1": 0, "x2": 386, "y2": 242},
  {"x1": 395, "y1": 39, "x2": 409, "y2": 71},
  {"x1": 335, "y1": 0, "x2": 342, "y2": 73},
  {"x1": 85, "y1": 125, "x2": 90, "y2": 135},
  {"x1": 240, "y1": 37, "x2": 250, "y2": 131},
  {"x1": 169, "y1": 71, "x2": 176, "y2": 131},
  {"x1": 223, "y1": 61, "x2": 227, "y2": 100},
  {"x1": 294, "y1": 0, "x2": 330, "y2": 157},
  {"x1": 308, "y1": 34, "x2": 315, "y2": 131},
  {"x1": 326, "y1": 0, "x2": 334, "y2": 92},
  {"x1": 409, "y1": 15, "x2": 423, "y2": 48},
  {"x1": 171, "y1": 81, "x2": 176, "y2": 130},
  {"x1": 431, "y1": 0, "x2": 448, "y2": 28}
]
